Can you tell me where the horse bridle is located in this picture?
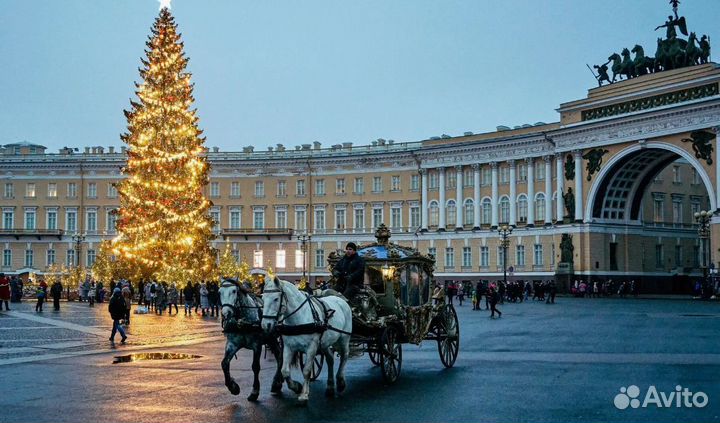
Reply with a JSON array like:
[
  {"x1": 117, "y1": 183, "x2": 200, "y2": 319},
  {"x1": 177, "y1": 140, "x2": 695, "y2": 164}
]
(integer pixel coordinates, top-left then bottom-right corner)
[
  {"x1": 260, "y1": 284, "x2": 287, "y2": 323},
  {"x1": 220, "y1": 279, "x2": 261, "y2": 324}
]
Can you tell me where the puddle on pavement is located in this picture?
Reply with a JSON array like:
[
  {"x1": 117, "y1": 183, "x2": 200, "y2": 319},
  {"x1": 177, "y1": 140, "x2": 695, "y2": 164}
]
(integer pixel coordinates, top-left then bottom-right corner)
[{"x1": 113, "y1": 352, "x2": 202, "y2": 364}]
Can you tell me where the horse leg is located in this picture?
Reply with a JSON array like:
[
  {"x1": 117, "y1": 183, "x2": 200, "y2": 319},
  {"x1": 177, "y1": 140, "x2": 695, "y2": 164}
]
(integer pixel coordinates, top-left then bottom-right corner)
[
  {"x1": 282, "y1": 343, "x2": 303, "y2": 395},
  {"x1": 335, "y1": 336, "x2": 350, "y2": 394},
  {"x1": 247, "y1": 344, "x2": 261, "y2": 402},
  {"x1": 221, "y1": 338, "x2": 241, "y2": 396},
  {"x1": 269, "y1": 338, "x2": 284, "y2": 394},
  {"x1": 324, "y1": 348, "x2": 336, "y2": 398},
  {"x1": 297, "y1": 339, "x2": 320, "y2": 406}
]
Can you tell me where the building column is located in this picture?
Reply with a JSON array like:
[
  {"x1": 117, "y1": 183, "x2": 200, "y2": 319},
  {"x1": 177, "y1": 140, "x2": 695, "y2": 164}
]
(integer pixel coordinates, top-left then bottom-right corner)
[
  {"x1": 574, "y1": 150, "x2": 584, "y2": 222},
  {"x1": 556, "y1": 154, "x2": 565, "y2": 222},
  {"x1": 715, "y1": 127, "x2": 720, "y2": 213},
  {"x1": 472, "y1": 164, "x2": 481, "y2": 229},
  {"x1": 455, "y1": 165, "x2": 463, "y2": 229},
  {"x1": 526, "y1": 158, "x2": 535, "y2": 227},
  {"x1": 509, "y1": 160, "x2": 517, "y2": 226},
  {"x1": 491, "y1": 162, "x2": 499, "y2": 229},
  {"x1": 420, "y1": 169, "x2": 428, "y2": 232},
  {"x1": 438, "y1": 167, "x2": 446, "y2": 231},
  {"x1": 544, "y1": 156, "x2": 552, "y2": 226}
]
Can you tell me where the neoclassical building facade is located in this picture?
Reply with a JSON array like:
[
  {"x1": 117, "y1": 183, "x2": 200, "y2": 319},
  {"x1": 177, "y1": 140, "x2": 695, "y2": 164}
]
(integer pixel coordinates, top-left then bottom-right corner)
[{"x1": 2, "y1": 64, "x2": 719, "y2": 293}]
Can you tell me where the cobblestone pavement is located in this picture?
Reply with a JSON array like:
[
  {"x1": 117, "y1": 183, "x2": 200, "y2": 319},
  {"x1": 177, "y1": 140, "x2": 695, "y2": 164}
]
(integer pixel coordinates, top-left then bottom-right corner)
[{"x1": 2, "y1": 297, "x2": 719, "y2": 423}]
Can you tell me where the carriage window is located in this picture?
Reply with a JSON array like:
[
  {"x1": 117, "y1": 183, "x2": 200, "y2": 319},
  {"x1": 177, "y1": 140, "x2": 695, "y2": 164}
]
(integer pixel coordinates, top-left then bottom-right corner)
[{"x1": 367, "y1": 267, "x2": 384, "y2": 294}]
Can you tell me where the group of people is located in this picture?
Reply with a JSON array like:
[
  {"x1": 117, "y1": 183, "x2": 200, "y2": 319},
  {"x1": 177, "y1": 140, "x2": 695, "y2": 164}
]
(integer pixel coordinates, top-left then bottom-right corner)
[
  {"x1": 571, "y1": 279, "x2": 638, "y2": 298},
  {"x1": 0, "y1": 273, "x2": 26, "y2": 308},
  {"x1": 137, "y1": 280, "x2": 220, "y2": 317}
]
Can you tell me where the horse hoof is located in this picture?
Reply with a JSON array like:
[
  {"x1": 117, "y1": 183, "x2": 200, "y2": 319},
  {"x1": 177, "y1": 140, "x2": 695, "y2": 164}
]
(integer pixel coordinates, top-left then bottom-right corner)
[
  {"x1": 271, "y1": 383, "x2": 283, "y2": 394},
  {"x1": 247, "y1": 392, "x2": 259, "y2": 402},
  {"x1": 325, "y1": 388, "x2": 335, "y2": 398},
  {"x1": 227, "y1": 382, "x2": 240, "y2": 396},
  {"x1": 290, "y1": 382, "x2": 303, "y2": 394},
  {"x1": 337, "y1": 379, "x2": 346, "y2": 393},
  {"x1": 296, "y1": 399, "x2": 308, "y2": 407}
]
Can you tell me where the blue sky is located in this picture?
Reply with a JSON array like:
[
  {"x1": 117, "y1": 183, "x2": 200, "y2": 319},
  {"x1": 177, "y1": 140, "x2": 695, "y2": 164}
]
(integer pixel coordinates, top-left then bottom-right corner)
[{"x1": 1, "y1": 0, "x2": 718, "y2": 153}]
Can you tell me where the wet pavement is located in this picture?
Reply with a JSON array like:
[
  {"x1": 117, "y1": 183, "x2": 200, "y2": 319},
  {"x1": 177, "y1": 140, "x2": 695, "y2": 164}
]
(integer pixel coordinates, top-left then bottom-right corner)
[{"x1": 2, "y1": 297, "x2": 719, "y2": 423}]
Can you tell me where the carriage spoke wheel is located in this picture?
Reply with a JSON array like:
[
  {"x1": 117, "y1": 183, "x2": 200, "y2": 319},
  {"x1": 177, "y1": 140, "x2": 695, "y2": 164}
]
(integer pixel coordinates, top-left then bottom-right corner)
[
  {"x1": 380, "y1": 326, "x2": 402, "y2": 384},
  {"x1": 368, "y1": 349, "x2": 380, "y2": 366},
  {"x1": 298, "y1": 352, "x2": 324, "y2": 382},
  {"x1": 437, "y1": 304, "x2": 459, "y2": 368}
]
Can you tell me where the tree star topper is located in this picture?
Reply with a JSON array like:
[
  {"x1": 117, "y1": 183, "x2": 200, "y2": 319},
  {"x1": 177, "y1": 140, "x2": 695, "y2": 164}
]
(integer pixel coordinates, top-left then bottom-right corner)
[{"x1": 159, "y1": 0, "x2": 171, "y2": 10}]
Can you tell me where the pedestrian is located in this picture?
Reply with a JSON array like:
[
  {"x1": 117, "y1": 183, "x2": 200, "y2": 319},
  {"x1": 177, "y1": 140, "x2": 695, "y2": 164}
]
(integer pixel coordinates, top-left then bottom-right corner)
[
  {"x1": 137, "y1": 281, "x2": 145, "y2": 306},
  {"x1": 457, "y1": 283, "x2": 464, "y2": 306},
  {"x1": 0, "y1": 273, "x2": 10, "y2": 311},
  {"x1": 35, "y1": 284, "x2": 46, "y2": 312},
  {"x1": 121, "y1": 282, "x2": 132, "y2": 325},
  {"x1": 50, "y1": 279, "x2": 63, "y2": 311},
  {"x1": 183, "y1": 282, "x2": 194, "y2": 315},
  {"x1": 209, "y1": 281, "x2": 220, "y2": 317},
  {"x1": 9, "y1": 277, "x2": 19, "y2": 304},
  {"x1": 471, "y1": 286, "x2": 478, "y2": 310},
  {"x1": 81, "y1": 280, "x2": 90, "y2": 302},
  {"x1": 489, "y1": 286, "x2": 502, "y2": 319},
  {"x1": 193, "y1": 282, "x2": 201, "y2": 313},
  {"x1": 156, "y1": 283, "x2": 166, "y2": 315},
  {"x1": 446, "y1": 283, "x2": 455, "y2": 306},
  {"x1": 199, "y1": 282, "x2": 209, "y2": 316},
  {"x1": 108, "y1": 288, "x2": 127, "y2": 344},
  {"x1": 166, "y1": 283, "x2": 179, "y2": 315},
  {"x1": 150, "y1": 281, "x2": 157, "y2": 310},
  {"x1": 96, "y1": 281, "x2": 104, "y2": 303},
  {"x1": 546, "y1": 280, "x2": 557, "y2": 304},
  {"x1": 144, "y1": 282, "x2": 153, "y2": 310},
  {"x1": 88, "y1": 282, "x2": 96, "y2": 307}
]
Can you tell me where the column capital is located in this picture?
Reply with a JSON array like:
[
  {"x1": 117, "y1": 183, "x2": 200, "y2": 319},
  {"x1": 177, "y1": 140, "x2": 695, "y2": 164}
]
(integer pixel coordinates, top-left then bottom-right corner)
[
  {"x1": 438, "y1": 167, "x2": 446, "y2": 174},
  {"x1": 555, "y1": 153, "x2": 564, "y2": 160},
  {"x1": 543, "y1": 155, "x2": 553, "y2": 163},
  {"x1": 471, "y1": 163, "x2": 481, "y2": 170},
  {"x1": 490, "y1": 161, "x2": 499, "y2": 169},
  {"x1": 418, "y1": 168, "x2": 427, "y2": 175},
  {"x1": 525, "y1": 157, "x2": 535, "y2": 166},
  {"x1": 573, "y1": 149, "x2": 583, "y2": 157},
  {"x1": 454, "y1": 165, "x2": 463, "y2": 172},
  {"x1": 507, "y1": 159, "x2": 516, "y2": 168}
]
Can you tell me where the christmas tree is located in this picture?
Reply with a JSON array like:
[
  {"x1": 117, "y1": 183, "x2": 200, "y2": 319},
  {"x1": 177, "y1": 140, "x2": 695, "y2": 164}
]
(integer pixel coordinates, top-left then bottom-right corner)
[{"x1": 113, "y1": 6, "x2": 215, "y2": 282}]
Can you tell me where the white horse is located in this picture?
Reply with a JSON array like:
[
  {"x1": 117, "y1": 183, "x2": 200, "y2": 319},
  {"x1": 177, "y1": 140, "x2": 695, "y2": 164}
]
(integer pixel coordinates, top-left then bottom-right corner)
[
  {"x1": 219, "y1": 278, "x2": 284, "y2": 401},
  {"x1": 261, "y1": 277, "x2": 352, "y2": 406}
]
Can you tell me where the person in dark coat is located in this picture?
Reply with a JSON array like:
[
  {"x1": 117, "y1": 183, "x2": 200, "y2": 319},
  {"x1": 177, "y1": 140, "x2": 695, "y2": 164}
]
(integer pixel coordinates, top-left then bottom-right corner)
[
  {"x1": 0, "y1": 274, "x2": 10, "y2": 311},
  {"x1": 489, "y1": 285, "x2": 502, "y2": 319},
  {"x1": 108, "y1": 288, "x2": 127, "y2": 344},
  {"x1": 332, "y1": 242, "x2": 366, "y2": 301},
  {"x1": 50, "y1": 280, "x2": 63, "y2": 311},
  {"x1": 183, "y1": 282, "x2": 194, "y2": 315}
]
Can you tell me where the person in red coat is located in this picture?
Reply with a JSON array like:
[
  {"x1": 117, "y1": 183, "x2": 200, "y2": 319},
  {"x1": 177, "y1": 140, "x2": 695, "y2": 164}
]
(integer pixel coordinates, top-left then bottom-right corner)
[{"x1": 0, "y1": 274, "x2": 10, "y2": 311}]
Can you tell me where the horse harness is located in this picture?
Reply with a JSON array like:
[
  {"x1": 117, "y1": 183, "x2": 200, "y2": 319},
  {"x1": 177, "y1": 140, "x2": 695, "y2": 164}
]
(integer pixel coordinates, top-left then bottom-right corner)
[
  {"x1": 220, "y1": 279, "x2": 263, "y2": 334},
  {"x1": 262, "y1": 286, "x2": 352, "y2": 337}
]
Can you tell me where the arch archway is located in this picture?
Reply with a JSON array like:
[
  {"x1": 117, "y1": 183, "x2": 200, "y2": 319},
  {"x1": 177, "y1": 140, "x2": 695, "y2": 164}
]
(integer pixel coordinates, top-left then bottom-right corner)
[{"x1": 585, "y1": 142, "x2": 716, "y2": 222}]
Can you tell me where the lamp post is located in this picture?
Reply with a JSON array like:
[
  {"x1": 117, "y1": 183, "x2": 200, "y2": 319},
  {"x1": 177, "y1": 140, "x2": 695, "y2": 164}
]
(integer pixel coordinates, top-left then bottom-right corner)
[
  {"x1": 694, "y1": 210, "x2": 711, "y2": 290},
  {"x1": 72, "y1": 232, "x2": 85, "y2": 268},
  {"x1": 298, "y1": 233, "x2": 311, "y2": 286},
  {"x1": 498, "y1": 224, "x2": 513, "y2": 287}
]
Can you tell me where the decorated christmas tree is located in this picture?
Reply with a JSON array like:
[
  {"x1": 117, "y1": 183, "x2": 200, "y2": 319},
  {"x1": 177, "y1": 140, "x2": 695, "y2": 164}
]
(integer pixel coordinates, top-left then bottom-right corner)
[{"x1": 112, "y1": 6, "x2": 215, "y2": 282}]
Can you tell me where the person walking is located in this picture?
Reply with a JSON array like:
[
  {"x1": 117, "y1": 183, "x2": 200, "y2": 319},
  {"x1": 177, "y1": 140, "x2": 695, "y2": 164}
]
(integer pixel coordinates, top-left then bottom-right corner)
[
  {"x1": 88, "y1": 282, "x2": 96, "y2": 307},
  {"x1": 183, "y1": 282, "x2": 194, "y2": 315},
  {"x1": 166, "y1": 283, "x2": 179, "y2": 315},
  {"x1": 144, "y1": 282, "x2": 152, "y2": 311},
  {"x1": 208, "y1": 281, "x2": 219, "y2": 317},
  {"x1": 457, "y1": 283, "x2": 464, "y2": 307},
  {"x1": 121, "y1": 282, "x2": 132, "y2": 325},
  {"x1": 199, "y1": 282, "x2": 209, "y2": 316},
  {"x1": 156, "y1": 283, "x2": 166, "y2": 315},
  {"x1": 489, "y1": 285, "x2": 502, "y2": 319},
  {"x1": 35, "y1": 284, "x2": 46, "y2": 312},
  {"x1": 50, "y1": 279, "x2": 63, "y2": 311},
  {"x1": 108, "y1": 288, "x2": 127, "y2": 344},
  {"x1": 0, "y1": 274, "x2": 10, "y2": 311},
  {"x1": 546, "y1": 280, "x2": 557, "y2": 304}
]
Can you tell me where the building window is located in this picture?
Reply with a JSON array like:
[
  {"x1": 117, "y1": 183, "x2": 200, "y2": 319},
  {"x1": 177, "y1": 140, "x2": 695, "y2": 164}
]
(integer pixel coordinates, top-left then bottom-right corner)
[
  {"x1": 429, "y1": 202, "x2": 439, "y2": 226},
  {"x1": 535, "y1": 193, "x2": 546, "y2": 222},
  {"x1": 87, "y1": 250, "x2": 96, "y2": 267},
  {"x1": 253, "y1": 210, "x2": 265, "y2": 229},
  {"x1": 653, "y1": 197, "x2": 664, "y2": 222},
  {"x1": 410, "y1": 206, "x2": 420, "y2": 229},
  {"x1": 675, "y1": 245, "x2": 682, "y2": 268},
  {"x1": 3, "y1": 210, "x2": 13, "y2": 230},
  {"x1": 447, "y1": 172, "x2": 456, "y2": 189},
  {"x1": 481, "y1": 199, "x2": 492, "y2": 225},
  {"x1": 253, "y1": 250, "x2": 263, "y2": 268},
  {"x1": 672, "y1": 165, "x2": 681, "y2": 183},
  {"x1": 463, "y1": 168, "x2": 473, "y2": 187},
  {"x1": 230, "y1": 181, "x2": 240, "y2": 197},
  {"x1": 335, "y1": 209, "x2": 346, "y2": 230},
  {"x1": 429, "y1": 171, "x2": 438, "y2": 189},
  {"x1": 25, "y1": 249, "x2": 33, "y2": 267},
  {"x1": 47, "y1": 210, "x2": 57, "y2": 230},
  {"x1": 609, "y1": 242, "x2": 618, "y2": 270},
  {"x1": 446, "y1": 200, "x2": 456, "y2": 226},
  {"x1": 498, "y1": 246, "x2": 505, "y2": 267},
  {"x1": 47, "y1": 249, "x2": 56, "y2": 266},
  {"x1": 295, "y1": 250, "x2": 304, "y2": 269},
  {"x1": 48, "y1": 183, "x2": 57, "y2": 198},
  {"x1": 692, "y1": 168, "x2": 701, "y2": 185},
  {"x1": 462, "y1": 247, "x2": 472, "y2": 267},
  {"x1": 68, "y1": 182, "x2": 77, "y2": 198},
  {"x1": 517, "y1": 195, "x2": 528, "y2": 223},
  {"x1": 537, "y1": 166, "x2": 545, "y2": 181},
  {"x1": 24, "y1": 210, "x2": 36, "y2": 230},
  {"x1": 518, "y1": 164, "x2": 527, "y2": 182},
  {"x1": 66, "y1": 211, "x2": 77, "y2": 232},
  {"x1": 254, "y1": 181, "x2": 264, "y2": 197},
  {"x1": 445, "y1": 247, "x2": 454, "y2": 268},
  {"x1": 534, "y1": 244, "x2": 543, "y2": 266},
  {"x1": 3, "y1": 249, "x2": 11, "y2": 267},
  {"x1": 391, "y1": 176, "x2": 400, "y2": 192},
  {"x1": 295, "y1": 209, "x2": 306, "y2": 231},
  {"x1": 500, "y1": 167, "x2": 510, "y2": 184},
  {"x1": 315, "y1": 248, "x2": 325, "y2": 268},
  {"x1": 693, "y1": 245, "x2": 700, "y2": 268},
  {"x1": 107, "y1": 183, "x2": 117, "y2": 198},
  {"x1": 410, "y1": 175, "x2": 419, "y2": 191},
  {"x1": 276, "y1": 250, "x2": 286, "y2": 269},
  {"x1": 354, "y1": 178, "x2": 364, "y2": 194},
  {"x1": 210, "y1": 210, "x2": 220, "y2": 232},
  {"x1": 464, "y1": 199, "x2": 474, "y2": 227},
  {"x1": 354, "y1": 208, "x2": 365, "y2": 231},
  {"x1": 277, "y1": 180, "x2": 287, "y2": 197},
  {"x1": 480, "y1": 246, "x2": 489, "y2": 267},
  {"x1": 655, "y1": 244, "x2": 663, "y2": 268},
  {"x1": 516, "y1": 245, "x2": 525, "y2": 266},
  {"x1": 276, "y1": 209, "x2": 287, "y2": 229},
  {"x1": 481, "y1": 168, "x2": 491, "y2": 186},
  {"x1": 296, "y1": 180, "x2": 306, "y2": 196},
  {"x1": 86, "y1": 210, "x2": 97, "y2": 232},
  {"x1": 315, "y1": 209, "x2": 326, "y2": 231},
  {"x1": 107, "y1": 210, "x2": 117, "y2": 233},
  {"x1": 672, "y1": 200, "x2": 682, "y2": 224},
  {"x1": 499, "y1": 197, "x2": 510, "y2": 223},
  {"x1": 372, "y1": 207, "x2": 383, "y2": 229},
  {"x1": 336, "y1": 178, "x2": 346, "y2": 195},
  {"x1": 4, "y1": 183, "x2": 13, "y2": 198},
  {"x1": 87, "y1": 182, "x2": 97, "y2": 198},
  {"x1": 390, "y1": 207, "x2": 401, "y2": 230},
  {"x1": 230, "y1": 210, "x2": 241, "y2": 229},
  {"x1": 372, "y1": 177, "x2": 383, "y2": 193},
  {"x1": 66, "y1": 249, "x2": 75, "y2": 267},
  {"x1": 209, "y1": 181, "x2": 221, "y2": 197},
  {"x1": 26, "y1": 183, "x2": 36, "y2": 198},
  {"x1": 315, "y1": 179, "x2": 325, "y2": 196}
]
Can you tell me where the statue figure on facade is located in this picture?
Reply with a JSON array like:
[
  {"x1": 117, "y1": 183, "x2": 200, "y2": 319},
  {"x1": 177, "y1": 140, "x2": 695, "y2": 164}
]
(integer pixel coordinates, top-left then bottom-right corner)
[
  {"x1": 681, "y1": 130, "x2": 715, "y2": 165},
  {"x1": 582, "y1": 148, "x2": 609, "y2": 181},
  {"x1": 699, "y1": 35, "x2": 711, "y2": 64},
  {"x1": 564, "y1": 154, "x2": 575, "y2": 181},
  {"x1": 631, "y1": 45, "x2": 654, "y2": 76},
  {"x1": 563, "y1": 187, "x2": 575, "y2": 220},
  {"x1": 592, "y1": 61, "x2": 612, "y2": 86},
  {"x1": 560, "y1": 234, "x2": 574, "y2": 264}
]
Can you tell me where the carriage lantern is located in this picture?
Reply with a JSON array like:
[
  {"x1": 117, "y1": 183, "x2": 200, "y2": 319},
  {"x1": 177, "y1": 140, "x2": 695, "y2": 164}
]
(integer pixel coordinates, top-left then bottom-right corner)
[{"x1": 381, "y1": 263, "x2": 396, "y2": 282}]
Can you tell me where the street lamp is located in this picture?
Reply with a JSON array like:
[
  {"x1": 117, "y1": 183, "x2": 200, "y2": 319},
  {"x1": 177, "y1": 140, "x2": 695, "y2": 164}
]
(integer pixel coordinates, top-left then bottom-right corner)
[
  {"x1": 694, "y1": 210, "x2": 711, "y2": 290},
  {"x1": 298, "y1": 233, "x2": 311, "y2": 286},
  {"x1": 72, "y1": 232, "x2": 85, "y2": 267},
  {"x1": 498, "y1": 224, "x2": 513, "y2": 287}
]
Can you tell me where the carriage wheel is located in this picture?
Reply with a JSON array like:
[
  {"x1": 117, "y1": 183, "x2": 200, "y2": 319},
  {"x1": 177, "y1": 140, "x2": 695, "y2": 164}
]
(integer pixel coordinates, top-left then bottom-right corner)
[
  {"x1": 368, "y1": 349, "x2": 380, "y2": 366},
  {"x1": 298, "y1": 352, "x2": 325, "y2": 382},
  {"x1": 380, "y1": 326, "x2": 402, "y2": 384},
  {"x1": 437, "y1": 304, "x2": 459, "y2": 368}
]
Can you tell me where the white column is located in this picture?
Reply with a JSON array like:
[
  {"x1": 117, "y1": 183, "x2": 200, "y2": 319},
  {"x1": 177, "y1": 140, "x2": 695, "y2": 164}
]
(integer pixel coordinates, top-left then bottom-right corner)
[
  {"x1": 509, "y1": 160, "x2": 517, "y2": 226},
  {"x1": 420, "y1": 169, "x2": 428, "y2": 231},
  {"x1": 544, "y1": 156, "x2": 552, "y2": 225},
  {"x1": 715, "y1": 128, "x2": 720, "y2": 212},
  {"x1": 473, "y1": 164, "x2": 481, "y2": 229},
  {"x1": 574, "y1": 150, "x2": 584, "y2": 222},
  {"x1": 491, "y1": 162, "x2": 499, "y2": 228},
  {"x1": 455, "y1": 165, "x2": 463, "y2": 229},
  {"x1": 556, "y1": 154, "x2": 565, "y2": 222},
  {"x1": 526, "y1": 158, "x2": 535, "y2": 226},
  {"x1": 438, "y1": 167, "x2": 446, "y2": 231}
]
